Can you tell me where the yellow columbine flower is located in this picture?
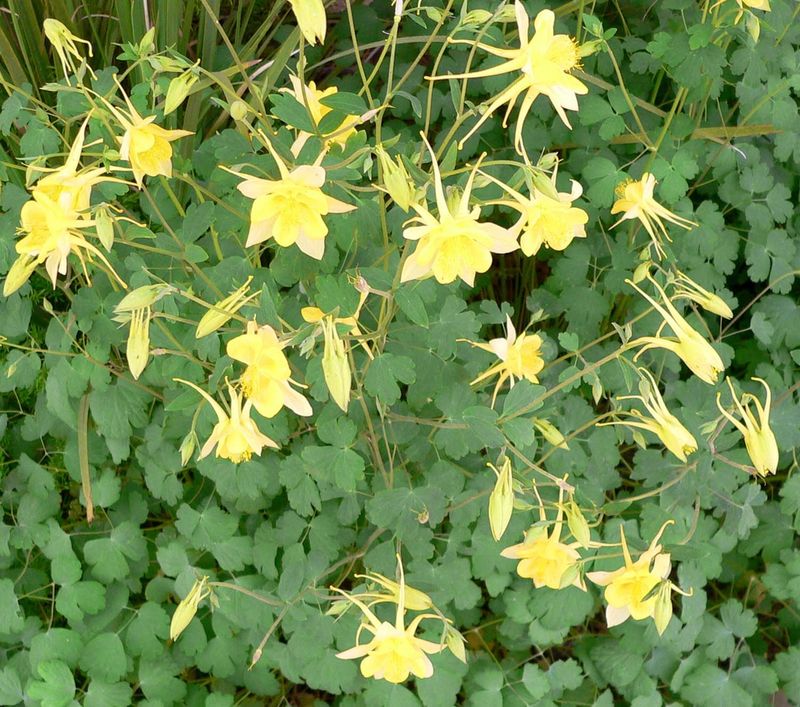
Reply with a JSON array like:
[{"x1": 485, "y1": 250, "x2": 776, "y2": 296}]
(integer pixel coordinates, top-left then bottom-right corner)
[
  {"x1": 434, "y1": 4, "x2": 587, "y2": 152},
  {"x1": 5, "y1": 193, "x2": 123, "y2": 295},
  {"x1": 333, "y1": 561, "x2": 444, "y2": 683},
  {"x1": 627, "y1": 275, "x2": 725, "y2": 385},
  {"x1": 282, "y1": 75, "x2": 359, "y2": 153},
  {"x1": 43, "y1": 18, "x2": 96, "y2": 81},
  {"x1": 174, "y1": 378, "x2": 279, "y2": 463},
  {"x1": 229, "y1": 139, "x2": 355, "y2": 260},
  {"x1": 400, "y1": 137, "x2": 518, "y2": 286},
  {"x1": 601, "y1": 367, "x2": 698, "y2": 462},
  {"x1": 288, "y1": 0, "x2": 326, "y2": 46},
  {"x1": 587, "y1": 521, "x2": 673, "y2": 631},
  {"x1": 169, "y1": 576, "x2": 210, "y2": 641},
  {"x1": 483, "y1": 167, "x2": 588, "y2": 256},
  {"x1": 716, "y1": 377, "x2": 778, "y2": 476},
  {"x1": 103, "y1": 85, "x2": 192, "y2": 186},
  {"x1": 669, "y1": 270, "x2": 733, "y2": 319},
  {"x1": 501, "y1": 481, "x2": 585, "y2": 590},
  {"x1": 466, "y1": 315, "x2": 544, "y2": 405},
  {"x1": 610, "y1": 173, "x2": 696, "y2": 258},
  {"x1": 32, "y1": 116, "x2": 113, "y2": 213},
  {"x1": 227, "y1": 320, "x2": 312, "y2": 418}
]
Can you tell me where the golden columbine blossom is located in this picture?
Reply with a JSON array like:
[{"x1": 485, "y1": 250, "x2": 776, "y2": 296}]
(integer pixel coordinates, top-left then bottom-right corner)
[
  {"x1": 170, "y1": 576, "x2": 211, "y2": 641},
  {"x1": 229, "y1": 138, "x2": 355, "y2": 259},
  {"x1": 227, "y1": 320, "x2": 312, "y2": 418},
  {"x1": 466, "y1": 315, "x2": 544, "y2": 405},
  {"x1": 601, "y1": 367, "x2": 697, "y2": 462},
  {"x1": 103, "y1": 85, "x2": 192, "y2": 186},
  {"x1": 488, "y1": 457, "x2": 514, "y2": 541},
  {"x1": 282, "y1": 75, "x2": 359, "y2": 153},
  {"x1": 288, "y1": 0, "x2": 326, "y2": 45},
  {"x1": 434, "y1": 4, "x2": 587, "y2": 152},
  {"x1": 174, "y1": 378, "x2": 278, "y2": 463},
  {"x1": 4, "y1": 192, "x2": 124, "y2": 296},
  {"x1": 610, "y1": 173, "x2": 696, "y2": 258},
  {"x1": 587, "y1": 521, "x2": 681, "y2": 634},
  {"x1": 333, "y1": 560, "x2": 446, "y2": 683},
  {"x1": 716, "y1": 377, "x2": 778, "y2": 476},
  {"x1": 669, "y1": 270, "x2": 733, "y2": 319},
  {"x1": 501, "y1": 481, "x2": 585, "y2": 590},
  {"x1": 401, "y1": 136, "x2": 517, "y2": 286},
  {"x1": 33, "y1": 116, "x2": 112, "y2": 212},
  {"x1": 627, "y1": 276, "x2": 725, "y2": 385},
  {"x1": 43, "y1": 18, "x2": 96, "y2": 81},
  {"x1": 484, "y1": 166, "x2": 588, "y2": 256}
]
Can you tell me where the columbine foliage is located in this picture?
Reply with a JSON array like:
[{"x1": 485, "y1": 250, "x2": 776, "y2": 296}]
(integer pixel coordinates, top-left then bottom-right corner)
[{"x1": 0, "y1": 1, "x2": 798, "y2": 705}]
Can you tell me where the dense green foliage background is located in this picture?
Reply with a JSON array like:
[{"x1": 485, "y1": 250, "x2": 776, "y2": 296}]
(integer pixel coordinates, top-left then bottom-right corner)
[{"x1": 1, "y1": 0, "x2": 799, "y2": 705}]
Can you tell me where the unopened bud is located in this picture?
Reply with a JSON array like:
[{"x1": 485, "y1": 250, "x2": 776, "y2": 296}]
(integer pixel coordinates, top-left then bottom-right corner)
[
  {"x1": 164, "y1": 69, "x2": 199, "y2": 116},
  {"x1": 321, "y1": 316, "x2": 351, "y2": 412},
  {"x1": 230, "y1": 100, "x2": 249, "y2": 122},
  {"x1": 461, "y1": 9, "x2": 493, "y2": 27},
  {"x1": 375, "y1": 145, "x2": 415, "y2": 212},
  {"x1": 3, "y1": 255, "x2": 37, "y2": 297},
  {"x1": 195, "y1": 277, "x2": 256, "y2": 338},
  {"x1": 653, "y1": 582, "x2": 673, "y2": 635},
  {"x1": 533, "y1": 418, "x2": 569, "y2": 450},
  {"x1": 564, "y1": 498, "x2": 591, "y2": 548},
  {"x1": 488, "y1": 457, "x2": 514, "y2": 541},
  {"x1": 444, "y1": 624, "x2": 467, "y2": 663},
  {"x1": 169, "y1": 576, "x2": 210, "y2": 641},
  {"x1": 115, "y1": 283, "x2": 174, "y2": 315},
  {"x1": 95, "y1": 204, "x2": 115, "y2": 251},
  {"x1": 126, "y1": 307, "x2": 150, "y2": 380},
  {"x1": 179, "y1": 429, "x2": 197, "y2": 466}
]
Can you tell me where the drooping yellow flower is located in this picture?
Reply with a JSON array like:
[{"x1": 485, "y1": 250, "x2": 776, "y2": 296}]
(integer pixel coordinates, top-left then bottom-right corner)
[
  {"x1": 610, "y1": 173, "x2": 696, "y2": 258},
  {"x1": 5, "y1": 192, "x2": 124, "y2": 296},
  {"x1": 466, "y1": 315, "x2": 543, "y2": 405},
  {"x1": 484, "y1": 167, "x2": 588, "y2": 256},
  {"x1": 227, "y1": 320, "x2": 312, "y2": 419},
  {"x1": 103, "y1": 85, "x2": 192, "y2": 186},
  {"x1": 400, "y1": 137, "x2": 518, "y2": 286},
  {"x1": 229, "y1": 139, "x2": 355, "y2": 259},
  {"x1": 716, "y1": 377, "x2": 778, "y2": 476},
  {"x1": 587, "y1": 521, "x2": 673, "y2": 631},
  {"x1": 169, "y1": 576, "x2": 210, "y2": 641},
  {"x1": 43, "y1": 18, "x2": 96, "y2": 81},
  {"x1": 282, "y1": 75, "x2": 359, "y2": 153},
  {"x1": 174, "y1": 378, "x2": 279, "y2": 463},
  {"x1": 333, "y1": 560, "x2": 444, "y2": 683},
  {"x1": 600, "y1": 367, "x2": 698, "y2": 462},
  {"x1": 501, "y1": 481, "x2": 585, "y2": 590},
  {"x1": 669, "y1": 270, "x2": 733, "y2": 319},
  {"x1": 434, "y1": 4, "x2": 587, "y2": 152},
  {"x1": 288, "y1": 0, "x2": 326, "y2": 46},
  {"x1": 32, "y1": 116, "x2": 112, "y2": 213},
  {"x1": 627, "y1": 276, "x2": 725, "y2": 385}
]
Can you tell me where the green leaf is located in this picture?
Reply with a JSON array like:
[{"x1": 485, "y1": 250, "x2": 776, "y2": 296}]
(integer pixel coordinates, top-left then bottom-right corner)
[
  {"x1": 364, "y1": 353, "x2": 416, "y2": 405},
  {"x1": 78, "y1": 633, "x2": 127, "y2": 682},
  {"x1": 27, "y1": 661, "x2": 75, "y2": 707}
]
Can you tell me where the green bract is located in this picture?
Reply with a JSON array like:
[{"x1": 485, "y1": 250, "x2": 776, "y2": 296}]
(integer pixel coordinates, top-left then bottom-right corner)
[{"x1": 1, "y1": 1, "x2": 798, "y2": 705}]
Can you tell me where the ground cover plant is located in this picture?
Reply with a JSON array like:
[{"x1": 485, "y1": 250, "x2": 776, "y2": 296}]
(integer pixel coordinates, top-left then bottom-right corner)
[{"x1": 1, "y1": 0, "x2": 799, "y2": 704}]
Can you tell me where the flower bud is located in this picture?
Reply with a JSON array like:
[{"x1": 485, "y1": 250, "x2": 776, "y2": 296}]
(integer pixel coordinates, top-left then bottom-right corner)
[
  {"x1": 461, "y1": 9, "x2": 493, "y2": 27},
  {"x1": 564, "y1": 498, "x2": 591, "y2": 548},
  {"x1": 488, "y1": 458, "x2": 514, "y2": 541},
  {"x1": 444, "y1": 624, "x2": 467, "y2": 663},
  {"x1": 195, "y1": 277, "x2": 256, "y2": 338},
  {"x1": 126, "y1": 307, "x2": 150, "y2": 380},
  {"x1": 321, "y1": 316, "x2": 351, "y2": 411},
  {"x1": 169, "y1": 576, "x2": 210, "y2": 641},
  {"x1": 653, "y1": 581, "x2": 673, "y2": 635},
  {"x1": 3, "y1": 255, "x2": 38, "y2": 297},
  {"x1": 179, "y1": 430, "x2": 197, "y2": 466},
  {"x1": 230, "y1": 100, "x2": 249, "y2": 122},
  {"x1": 164, "y1": 69, "x2": 199, "y2": 116},
  {"x1": 375, "y1": 145, "x2": 415, "y2": 212},
  {"x1": 115, "y1": 284, "x2": 174, "y2": 315},
  {"x1": 95, "y1": 204, "x2": 115, "y2": 251},
  {"x1": 533, "y1": 418, "x2": 569, "y2": 450}
]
